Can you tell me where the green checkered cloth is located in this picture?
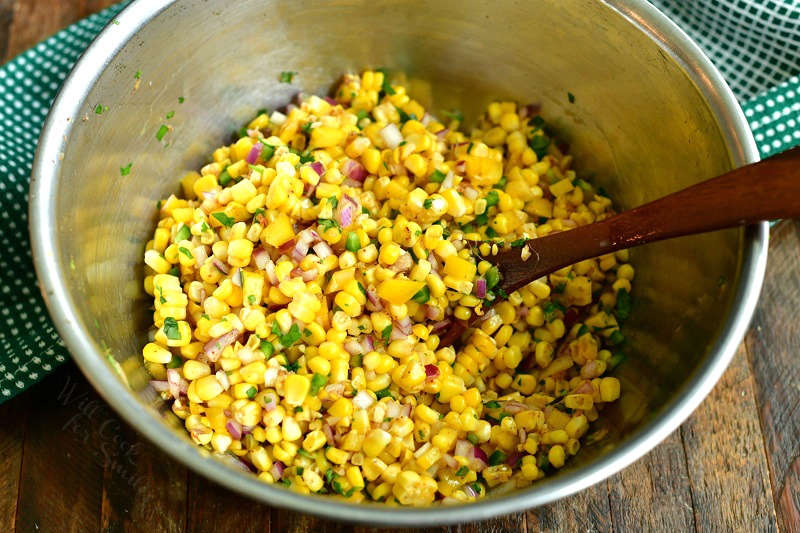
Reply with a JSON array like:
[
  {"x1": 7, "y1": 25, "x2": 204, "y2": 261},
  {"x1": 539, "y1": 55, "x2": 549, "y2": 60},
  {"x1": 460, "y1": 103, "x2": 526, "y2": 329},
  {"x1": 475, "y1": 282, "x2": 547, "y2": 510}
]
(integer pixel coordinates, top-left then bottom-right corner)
[{"x1": 0, "y1": 1, "x2": 797, "y2": 402}]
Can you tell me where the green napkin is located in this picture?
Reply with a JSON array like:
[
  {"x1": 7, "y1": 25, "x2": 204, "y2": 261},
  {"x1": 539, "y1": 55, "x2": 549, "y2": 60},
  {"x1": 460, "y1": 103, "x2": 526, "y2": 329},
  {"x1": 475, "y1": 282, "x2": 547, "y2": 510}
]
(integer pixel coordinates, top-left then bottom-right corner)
[{"x1": 0, "y1": 1, "x2": 797, "y2": 402}]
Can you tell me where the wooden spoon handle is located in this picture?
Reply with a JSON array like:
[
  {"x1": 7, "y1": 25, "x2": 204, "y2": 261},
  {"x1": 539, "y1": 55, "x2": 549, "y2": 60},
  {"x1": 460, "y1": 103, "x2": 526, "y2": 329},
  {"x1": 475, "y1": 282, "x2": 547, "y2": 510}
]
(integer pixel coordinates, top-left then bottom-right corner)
[{"x1": 496, "y1": 146, "x2": 800, "y2": 294}]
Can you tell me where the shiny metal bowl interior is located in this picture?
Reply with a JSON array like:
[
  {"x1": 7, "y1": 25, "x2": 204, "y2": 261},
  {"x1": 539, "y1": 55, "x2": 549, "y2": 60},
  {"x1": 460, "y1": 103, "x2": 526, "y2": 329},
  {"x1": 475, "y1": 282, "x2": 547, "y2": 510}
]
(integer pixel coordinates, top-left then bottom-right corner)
[{"x1": 30, "y1": 0, "x2": 766, "y2": 525}]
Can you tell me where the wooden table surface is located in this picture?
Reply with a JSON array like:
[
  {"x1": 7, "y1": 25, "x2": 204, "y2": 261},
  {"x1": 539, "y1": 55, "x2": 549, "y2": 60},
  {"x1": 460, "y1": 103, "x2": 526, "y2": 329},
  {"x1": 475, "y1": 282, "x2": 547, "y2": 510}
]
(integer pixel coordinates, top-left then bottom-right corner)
[{"x1": 1, "y1": 2, "x2": 799, "y2": 531}]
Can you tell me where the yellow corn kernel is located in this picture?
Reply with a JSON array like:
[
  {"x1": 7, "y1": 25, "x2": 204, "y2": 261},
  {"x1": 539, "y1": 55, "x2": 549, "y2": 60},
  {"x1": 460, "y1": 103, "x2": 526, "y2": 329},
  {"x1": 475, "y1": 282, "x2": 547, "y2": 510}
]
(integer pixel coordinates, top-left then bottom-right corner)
[
  {"x1": 599, "y1": 377, "x2": 621, "y2": 402},
  {"x1": 285, "y1": 374, "x2": 310, "y2": 406}
]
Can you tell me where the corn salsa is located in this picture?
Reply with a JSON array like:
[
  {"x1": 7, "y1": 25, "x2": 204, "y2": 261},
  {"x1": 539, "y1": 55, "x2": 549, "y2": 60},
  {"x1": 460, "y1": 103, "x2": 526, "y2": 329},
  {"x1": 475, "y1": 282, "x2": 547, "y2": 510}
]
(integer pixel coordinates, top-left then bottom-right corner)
[{"x1": 142, "y1": 70, "x2": 633, "y2": 505}]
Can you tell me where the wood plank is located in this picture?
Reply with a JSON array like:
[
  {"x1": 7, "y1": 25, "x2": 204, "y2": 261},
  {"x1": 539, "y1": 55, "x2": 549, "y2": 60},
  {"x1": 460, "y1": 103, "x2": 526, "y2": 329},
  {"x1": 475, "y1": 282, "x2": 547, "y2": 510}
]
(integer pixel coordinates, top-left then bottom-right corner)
[
  {"x1": 99, "y1": 420, "x2": 188, "y2": 533},
  {"x1": 186, "y1": 470, "x2": 270, "y2": 533},
  {"x1": 461, "y1": 513, "x2": 526, "y2": 533},
  {"x1": 15, "y1": 364, "x2": 106, "y2": 532},
  {"x1": 0, "y1": 394, "x2": 26, "y2": 532},
  {"x1": 5, "y1": 0, "x2": 116, "y2": 60},
  {"x1": 745, "y1": 219, "x2": 800, "y2": 532},
  {"x1": 607, "y1": 430, "x2": 695, "y2": 532},
  {"x1": 679, "y1": 344, "x2": 777, "y2": 531},
  {"x1": 526, "y1": 483, "x2": 613, "y2": 532},
  {"x1": 0, "y1": 0, "x2": 13, "y2": 61}
]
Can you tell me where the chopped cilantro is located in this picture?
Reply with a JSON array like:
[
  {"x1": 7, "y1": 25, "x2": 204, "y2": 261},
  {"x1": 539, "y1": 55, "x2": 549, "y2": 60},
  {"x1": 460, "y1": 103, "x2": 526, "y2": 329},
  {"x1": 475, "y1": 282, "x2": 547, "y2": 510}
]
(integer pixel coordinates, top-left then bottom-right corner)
[
  {"x1": 485, "y1": 227, "x2": 498, "y2": 238},
  {"x1": 494, "y1": 175, "x2": 508, "y2": 190},
  {"x1": 167, "y1": 355, "x2": 182, "y2": 369},
  {"x1": 168, "y1": 267, "x2": 180, "y2": 277},
  {"x1": 260, "y1": 339, "x2": 274, "y2": 356},
  {"x1": 467, "y1": 142, "x2": 474, "y2": 154},
  {"x1": 609, "y1": 352, "x2": 627, "y2": 370},
  {"x1": 423, "y1": 198, "x2": 433, "y2": 209},
  {"x1": 568, "y1": 91, "x2": 575, "y2": 103},
  {"x1": 375, "y1": 388, "x2": 392, "y2": 399},
  {"x1": 94, "y1": 104, "x2": 104, "y2": 115},
  {"x1": 259, "y1": 141, "x2": 276, "y2": 161},
  {"x1": 529, "y1": 134, "x2": 550, "y2": 158},
  {"x1": 135, "y1": 70, "x2": 142, "y2": 79},
  {"x1": 175, "y1": 224, "x2": 190, "y2": 241},
  {"x1": 361, "y1": 207, "x2": 370, "y2": 215},
  {"x1": 381, "y1": 324, "x2": 392, "y2": 344},
  {"x1": 162, "y1": 317, "x2": 181, "y2": 340},
  {"x1": 178, "y1": 246, "x2": 193, "y2": 259},
  {"x1": 615, "y1": 289, "x2": 632, "y2": 320},
  {"x1": 212, "y1": 212, "x2": 235, "y2": 228},
  {"x1": 317, "y1": 218, "x2": 340, "y2": 232},
  {"x1": 554, "y1": 282, "x2": 566, "y2": 294},
  {"x1": 218, "y1": 170, "x2": 232, "y2": 186},
  {"x1": 355, "y1": 109, "x2": 369, "y2": 123},
  {"x1": 429, "y1": 169, "x2": 446, "y2": 183},
  {"x1": 178, "y1": 96, "x2": 185, "y2": 104},
  {"x1": 530, "y1": 116, "x2": 545, "y2": 130},
  {"x1": 486, "y1": 190, "x2": 499, "y2": 208},
  {"x1": 466, "y1": 433, "x2": 479, "y2": 445},
  {"x1": 412, "y1": 285, "x2": 430, "y2": 304},
  {"x1": 483, "y1": 400, "x2": 501, "y2": 409},
  {"x1": 303, "y1": 328, "x2": 312, "y2": 337},
  {"x1": 543, "y1": 301, "x2": 566, "y2": 322},
  {"x1": 156, "y1": 124, "x2": 169, "y2": 141},
  {"x1": 279, "y1": 71, "x2": 297, "y2": 83},
  {"x1": 246, "y1": 386, "x2": 257, "y2": 399},
  {"x1": 301, "y1": 122, "x2": 315, "y2": 134},
  {"x1": 299, "y1": 152, "x2": 315, "y2": 164},
  {"x1": 166, "y1": 110, "x2": 175, "y2": 120},
  {"x1": 279, "y1": 478, "x2": 291, "y2": 486},
  {"x1": 455, "y1": 466, "x2": 469, "y2": 477},
  {"x1": 376, "y1": 68, "x2": 395, "y2": 95},
  {"x1": 474, "y1": 212, "x2": 489, "y2": 226},
  {"x1": 276, "y1": 323, "x2": 302, "y2": 347},
  {"x1": 510, "y1": 238, "x2": 527, "y2": 248},
  {"x1": 308, "y1": 374, "x2": 328, "y2": 396},
  {"x1": 200, "y1": 221, "x2": 210, "y2": 233},
  {"x1": 609, "y1": 330, "x2": 625, "y2": 346},
  {"x1": 247, "y1": 295, "x2": 257, "y2": 305},
  {"x1": 298, "y1": 449, "x2": 314, "y2": 459},
  {"x1": 577, "y1": 324, "x2": 589, "y2": 337},
  {"x1": 488, "y1": 450, "x2": 507, "y2": 466},
  {"x1": 119, "y1": 162, "x2": 132, "y2": 176}
]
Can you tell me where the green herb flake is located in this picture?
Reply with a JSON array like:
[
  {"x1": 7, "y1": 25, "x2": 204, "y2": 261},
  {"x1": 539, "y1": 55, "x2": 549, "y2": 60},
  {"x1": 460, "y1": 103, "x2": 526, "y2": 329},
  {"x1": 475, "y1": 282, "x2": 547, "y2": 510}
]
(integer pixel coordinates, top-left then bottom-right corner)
[
  {"x1": 355, "y1": 109, "x2": 369, "y2": 123},
  {"x1": 298, "y1": 449, "x2": 314, "y2": 459},
  {"x1": 200, "y1": 221, "x2": 210, "y2": 233},
  {"x1": 483, "y1": 400, "x2": 501, "y2": 409},
  {"x1": 299, "y1": 152, "x2": 315, "y2": 164},
  {"x1": 411, "y1": 285, "x2": 430, "y2": 304},
  {"x1": 166, "y1": 110, "x2": 175, "y2": 120},
  {"x1": 259, "y1": 141, "x2": 276, "y2": 161},
  {"x1": 260, "y1": 340, "x2": 274, "y2": 356},
  {"x1": 609, "y1": 330, "x2": 625, "y2": 346},
  {"x1": 155, "y1": 124, "x2": 169, "y2": 141},
  {"x1": 119, "y1": 162, "x2": 133, "y2": 176},
  {"x1": 317, "y1": 218, "x2": 340, "y2": 232},
  {"x1": 135, "y1": 70, "x2": 142, "y2": 79},
  {"x1": 168, "y1": 267, "x2": 180, "y2": 277},
  {"x1": 376, "y1": 68, "x2": 395, "y2": 96},
  {"x1": 429, "y1": 169, "x2": 446, "y2": 183},
  {"x1": 294, "y1": 406, "x2": 304, "y2": 414},
  {"x1": 308, "y1": 373, "x2": 328, "y2": 396},
  {"x1": 486, "y1": 190, "x2": 500, "y2": 208},
  {"x1": 466, "y1": 433, "x2": 479, "y2": 445},
  {"x1": 381, "y1": 324, "x2": 393, "y2": 344},
  {"x1": 568, "y1": 91, "x2": 575, "y2": 103},
  {"x1": 467, "y1": 141, "x2": 474, "y2": 154},
  {"x1": 245, "y1": 386, "x2": 257, "y2": 399},
  {"x1": 178, "y1": 96, "x2": 185, "y2": 104},
  {"x1": 577, "y1": 324, "x2": 589, "y2": 337},
  {"x1": 485, "y1": 266, "x2": 501, "y2": 290},
  {"x1": 167, "y1": 355, "x2": 182, "y2": 368},
  {"x1": 455, "y1": 466, "x2": 469, "y2": 477},
  {"x1": 609, "y1": 352, "x2": 627, "y2": 370},
  {"x1": 279, "y1": 71, "x2": 297, "y2": 83},
  {"x1": 303, "y1": 328, "x2": 312, "y2": 337},
  {"x1": 301, "y1": 122, "x2": 315, "y2": 134},
  {"x1": 212, "y1": 212, "x2": 235, "y2": 228},
  {"x1": 178, "y1": 246, "x2": 194, "y2": 259},
  {"x1": 162, "y1": 317, "x2": 181, "y2": 340},
  {"x1": 279, "y1": 323, "x2": 302, "y2": 347},
  {"x1": 488, "y1": 450, "x2": 507, "y2": 466},
  {"x1": 510, "y1": 238, "x2": 527, "y2": 248},
  {"x1": 375, "y1": 388, "x2": 392, "y2": 399},
  {"x1": 529, "y1": 134, "x2": 550, "y2": 158},
  {"x1": 615, "y1": 289, "x2": 632, "y2": 320},
  {"x1": 422, "y1": 198, "x2": 434, "y2": 210},
  {"x1": 247, "y1": 295, "x2": 257, "y2": 305},
  {"x1": 218, "y1": 170, "x2": 232, "y2": 186}
]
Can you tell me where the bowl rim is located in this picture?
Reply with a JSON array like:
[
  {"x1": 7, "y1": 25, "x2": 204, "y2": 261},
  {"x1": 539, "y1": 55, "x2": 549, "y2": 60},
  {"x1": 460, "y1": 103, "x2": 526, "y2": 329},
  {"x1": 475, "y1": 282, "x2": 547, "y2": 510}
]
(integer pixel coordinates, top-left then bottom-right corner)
[{"x1": 29, "y1": 0, "x2": 767, "y2": 525}]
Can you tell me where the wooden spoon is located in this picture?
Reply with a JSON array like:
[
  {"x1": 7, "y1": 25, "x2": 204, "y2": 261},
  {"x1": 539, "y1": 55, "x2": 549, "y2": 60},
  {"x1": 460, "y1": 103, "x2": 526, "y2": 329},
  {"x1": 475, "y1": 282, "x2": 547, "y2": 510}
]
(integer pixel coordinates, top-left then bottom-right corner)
[{"x1": 438, "y1": 146, "x2": 800, "y2": 346}]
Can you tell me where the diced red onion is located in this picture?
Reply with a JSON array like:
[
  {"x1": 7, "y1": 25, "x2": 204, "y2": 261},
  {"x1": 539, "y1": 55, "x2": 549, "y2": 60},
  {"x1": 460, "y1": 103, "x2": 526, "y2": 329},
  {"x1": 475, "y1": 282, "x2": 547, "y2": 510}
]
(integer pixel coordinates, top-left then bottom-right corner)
[
  {"x1": 323, "y1": 424, "x2": 335, "y2": 446},
  {"x1": 473, "y1": 446, "x2": 488, "y2": 464},
  {"x1": 271, "y1": 461, "x2": 285, "y2": 481},
  {"x1": 431, "y1": 319, "x2": 451, "y2": 333},
  {"x1": 323, "y1": 96, "x2": 337, "y2": 105},
  {"x1": 575, "y1": 380, "x2": 594, "y2": 394},
  {"x1": 202, "y1": 190, "x2": 218, "y2": 201},
  {"x1": 353, "y1": 390, "x2": 375, "y2": 410},
  {"x1": 231, "y1": 267, "x2": 242, "y2": 287},
  {"x1": 203, "y1": 329, "x2": 240, "y2": 362},
  {"x1": 435, "y1": 128, "x2": 449, "y2": 139},
  {"x1": 441, "y1": 171, "x2": 455, "y2": 189},
  {"x1": 506, "y1": 451, "x2": 523, "y2": 467},
  {"x1": 310, "y1": 161, "x2": 325, "y2": 176},
  {"x1": 312, "y1": 242, "x2": 333, "y2": 259},
  {"x1": 395, "y1": 316, "x2": 412, "y2": 335},
  {"x1": 246, "y1": 142, "x2": 262, "y2": 164},
  {"x1": 291, "y1": 241, "x2": 309, "y2": 262},
  {"x1": 390, "y1": 253, "x2": 413, "y2": 273},
  {"x1": 335, "y1": 195, "x2": 359, "y2": 228},
  {"x1": 420, "y1": 113, "x2": 433, "y2": 126},
  {"x1": 344, "y1": 340, "x2": 363, "y2": 355},
  {"x1": 425, "y1": 364, "x2": 440, "y2": 381},
  {"x1": 401, "y1": 404, "x2": 412, "y2": 417},
  {"x1": 455, "y1": 160, "x2": 466, "y2": 173},
  {"x1": 325, "y1": 383, "x2": 346, "y2": 397},
  {"x1": 212, "y1": 258, "x2": 229, "y2": 275},
  {"x1": 563, "y1": 307, "x2": 580, "y2": 330},
  {"x1": 226, "y1": 420, "x2": 243, "y2": 440},
  {"x1": 150, "y1": 380, "x2": 170, "y2": 392},
  {"x1": 463, "y1": 187, "x2": 479, "y2": 200},
  {"x1": 278, "y1": 239, "x2": 296, "y2": 254},
  {"x1": 215, "y1": 370, "x2": 231, "y2": 391},
  {"x1": 192, "y1": 246, "x2": 208, "y2": 267},
  {"x1": 464, "y1": 484, "x2": 478, "y2": 498},
  {"x1": 504, "y1": 401, "x2": 528, "y2": 414},
  {"x1": 301, "y1": 268, "x2": 318, "y2": 282},
  {"x1": 167, "y1": 368, "x2": 187, "y2": 398},
  {"x1": 361, "y1": 335, "x2": 374, "y2": 353},
  {"x1": 262, "y1": 394, "x2": 277, "y2": 412},
  {"x1": 454, "y1": 439, "x2": 472, "y2": 459},
  {"x1": 474, "y1": 278, "x2": 487, "y2": 298},
  {"x1": 380, "y1": 123, "x2": 403, "y2": 149},
  {"x1": 427, "y1": 252, "x2": 440, "y2": 274},
  {"x1": 390, "y1": 327, "x2": 407, "y2": 341},
  {"x1": 425, "y1": 305, "x2": 443, "y2": 321},
  {"x1": 238, "y1": 348, "x2": 261, "y2": 365},
  {"x1": 343, "y1": 159, "x2": 368, "y2": 183},
  {"x1": 519, "y1": 306, "x2": 530, "y2": 318},
  {"x1": 385, "y1": 401, "x2": 402, "y2": 419},
  {"x1": 253, "y1": 248, "x2": 270, "y2": 270}
]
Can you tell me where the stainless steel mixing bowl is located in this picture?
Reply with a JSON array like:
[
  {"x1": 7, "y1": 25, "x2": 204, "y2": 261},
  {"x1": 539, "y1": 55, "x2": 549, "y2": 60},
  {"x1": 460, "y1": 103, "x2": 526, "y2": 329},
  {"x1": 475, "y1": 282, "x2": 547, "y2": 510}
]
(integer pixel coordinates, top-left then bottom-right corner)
[{"x1": 29, "y1": 0, "x2": 767, "y2": 525}]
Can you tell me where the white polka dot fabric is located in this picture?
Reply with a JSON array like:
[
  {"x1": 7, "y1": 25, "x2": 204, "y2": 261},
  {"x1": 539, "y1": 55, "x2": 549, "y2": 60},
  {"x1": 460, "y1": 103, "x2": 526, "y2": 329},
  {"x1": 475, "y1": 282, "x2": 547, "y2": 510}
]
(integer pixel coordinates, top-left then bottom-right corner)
[
  {"x1": 0, "y1": 1, "x2": 796, "y2": 403},
  {"x1": 0, "y1": 2, "x2": 127, "y2": 401}
]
